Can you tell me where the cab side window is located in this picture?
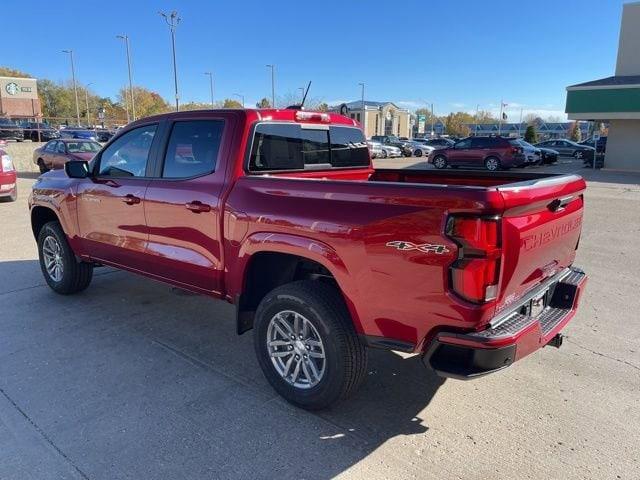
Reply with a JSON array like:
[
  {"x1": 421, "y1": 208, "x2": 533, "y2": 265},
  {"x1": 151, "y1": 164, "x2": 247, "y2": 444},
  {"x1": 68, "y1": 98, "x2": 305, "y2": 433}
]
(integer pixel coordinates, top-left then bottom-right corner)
[
  {"x1": 162, "y1": 120, "x2": 224, "y2": 178},
  {"x1": 44, "y1": 141, "x2": 57, "y2": 152},
  {"x1": 57, "y1": 142, "x2": 66, "y2": 153},
  {"x1": 98, "y1": 124, "x2": 157, "y2": 177}
]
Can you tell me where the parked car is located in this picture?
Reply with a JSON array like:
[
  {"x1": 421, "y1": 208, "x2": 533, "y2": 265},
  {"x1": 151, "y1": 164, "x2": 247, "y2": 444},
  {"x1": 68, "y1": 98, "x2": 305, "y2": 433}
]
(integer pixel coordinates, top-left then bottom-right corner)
[
  {"x1": 580, "y1": 136, "x2": 607, "y2": 153},
  {"x1": 33, "y1": 139, "x2": 101, "y2": 173},
  {"x1": 367, "y1": 141, "x2": 383, "y2": 159},
  {"x1": 534, "y1": 139, "x2": 594, "y2": 159},
  {"x1": 371, "y1": 135, "x2": 413, "y2": 157},
  {"x1": 405, "y1": 141, "x2": 434, "y2": 157},
  {"x1": 423, "y1": 137, "x2": 456, "y2": 149},
  {"x1": 369, "y1": 141, "x2": 402, "y2": 158},
  {"x1": 429, "y1": 136, "x2": 525, "y2": 171},
  {"x1": 0, "y1": 141, "x2": 17, "y2": 202},
  {"x1": 537, "y1": 147, "x2": 559, "y2": 164},
  {"x1": 0, "y1": 118, "x2": 24, "y2": 142},
  {"x1": 95, "y1": 129, "x2": 116, "y2": 142},
  {"x1": 29, "y1": 108, "x2": 588, "y2": 409},
  {"x1": 514, "y1": 139, "x2": 542, "y2": 165},
  {"x1": 23, "y1": 123, "x2": 60, "y2": 142},
  {"x1": 59, "y1": 128, "x2": 98, "y2": 141}
]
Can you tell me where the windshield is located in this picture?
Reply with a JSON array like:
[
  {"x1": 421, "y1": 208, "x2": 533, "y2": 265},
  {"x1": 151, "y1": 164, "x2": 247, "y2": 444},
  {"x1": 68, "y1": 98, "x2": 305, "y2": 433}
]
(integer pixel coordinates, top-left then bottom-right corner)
[{"x1": 66, "y1": 141, "x2": 101, "y2": 153}]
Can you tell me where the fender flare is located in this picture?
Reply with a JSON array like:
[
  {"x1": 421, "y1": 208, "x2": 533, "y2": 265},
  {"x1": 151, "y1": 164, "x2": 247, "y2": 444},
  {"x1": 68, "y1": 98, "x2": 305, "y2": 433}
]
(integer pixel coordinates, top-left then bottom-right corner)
[{"x1": 230, "y1": 231, "x2": 363, "y2": 334}]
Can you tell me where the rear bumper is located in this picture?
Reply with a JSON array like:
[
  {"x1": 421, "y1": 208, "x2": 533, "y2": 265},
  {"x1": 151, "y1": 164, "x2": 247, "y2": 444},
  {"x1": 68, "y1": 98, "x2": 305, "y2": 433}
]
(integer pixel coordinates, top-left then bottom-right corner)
[
  {"x1": 0, "y1": 171, "x2": 17, "y2": 197},
  {"x1": 423, "y1": 266, "x2": 587, "y2": 380}
]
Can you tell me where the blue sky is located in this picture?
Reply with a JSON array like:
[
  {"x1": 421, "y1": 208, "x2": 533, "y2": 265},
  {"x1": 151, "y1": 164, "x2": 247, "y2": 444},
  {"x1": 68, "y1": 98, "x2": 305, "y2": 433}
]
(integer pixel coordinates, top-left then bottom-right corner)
[{"x1": 3, "y1": 0, "x2": 629, "y2": 119}]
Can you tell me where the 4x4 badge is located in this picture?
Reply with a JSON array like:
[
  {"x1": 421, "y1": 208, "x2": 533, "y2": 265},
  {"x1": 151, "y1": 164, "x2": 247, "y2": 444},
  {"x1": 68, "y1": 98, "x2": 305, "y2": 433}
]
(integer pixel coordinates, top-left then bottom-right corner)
[{"x1": 386, "y1": 241, "x2": 450, "y2": 255}]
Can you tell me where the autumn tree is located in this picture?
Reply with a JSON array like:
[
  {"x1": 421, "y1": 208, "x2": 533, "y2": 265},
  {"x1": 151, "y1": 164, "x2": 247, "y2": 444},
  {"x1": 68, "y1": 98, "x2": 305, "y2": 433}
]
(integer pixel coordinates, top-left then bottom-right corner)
[
  {"x1": 222, "y1": 98, "x2": 243, "y2": 109},
  {"x1": 569, "y1": 122, "x2": 582, "y2": 142},
  {"x1": 316, "y1": 102, "x2": 329, "y2": 112},
  {"x1": 118, "y1": 86, "x2": 170, "y2": 119},
  {"x1": 181, "y1": 101, "x2": 216, "y2": 111},
  {"x1": 0, "y1": 66, "x2": 32, "y2": 77},
  {"x1": 524, "y1": 125, "x2": 538, "y2": 143},
  {"x1": 444, "y1": 111, "x2": 474, "y2": 137}
]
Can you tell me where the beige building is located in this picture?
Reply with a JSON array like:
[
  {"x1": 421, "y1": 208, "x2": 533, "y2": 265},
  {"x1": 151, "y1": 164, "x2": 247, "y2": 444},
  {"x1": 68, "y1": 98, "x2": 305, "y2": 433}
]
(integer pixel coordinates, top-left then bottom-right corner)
[
  {"x1": 0, "y1": 76, "x2": 41, "y2": 118},
  {"x1": 335, "y1": 101, "x2": 411, "y2": 138},
  {"x1": 566, "y1": 2, "x2": 640, "y2": 171}
]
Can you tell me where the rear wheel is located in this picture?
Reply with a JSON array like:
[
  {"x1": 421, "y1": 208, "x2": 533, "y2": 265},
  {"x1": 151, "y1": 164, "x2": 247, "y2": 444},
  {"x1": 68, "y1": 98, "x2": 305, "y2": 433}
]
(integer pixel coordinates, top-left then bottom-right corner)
[
  {"x1": 485, "y1": 156, "x2": 501, "y2": 171},
  {"x1": 37, "y1": 221, "x2": 93, "y2": 294},
  {"x1": 253, "y1": 280, "x2": 367, "y2": 410},
  {"x1": 433, "y1": 155, "x2": 447, "y2": 169},
  {"x1": 573, "y1": 150, "x2": 583, "y2": 159},
  {"x1": 414, "y1": 149, "x2": 423, "y2": 157},
  {"x1": 37, "y1": 159, "x2": 49, "y2": 174},
  {"x1": 380, "y1": 149, "x2": 388, "y2": 159}
]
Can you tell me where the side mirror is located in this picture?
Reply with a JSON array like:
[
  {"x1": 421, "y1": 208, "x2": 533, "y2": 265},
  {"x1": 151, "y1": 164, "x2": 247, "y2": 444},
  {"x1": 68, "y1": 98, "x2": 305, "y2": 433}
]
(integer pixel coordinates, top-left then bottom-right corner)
[{"x1": 65, "y1": 160, "x2": 90, "y2": 179}]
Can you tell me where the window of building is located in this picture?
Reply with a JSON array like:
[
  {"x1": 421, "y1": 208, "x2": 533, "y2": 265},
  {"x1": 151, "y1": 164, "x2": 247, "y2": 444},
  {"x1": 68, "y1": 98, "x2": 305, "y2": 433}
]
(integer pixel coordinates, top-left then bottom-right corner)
[{"x1": 162, "y1": 120, "x2": 224, "y2": 178}]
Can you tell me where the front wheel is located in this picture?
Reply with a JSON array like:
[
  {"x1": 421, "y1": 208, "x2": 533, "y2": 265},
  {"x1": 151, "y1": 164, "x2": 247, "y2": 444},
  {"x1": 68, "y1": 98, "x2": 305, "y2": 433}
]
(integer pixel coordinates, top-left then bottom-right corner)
[
  {"x1": 414, "y1": 149, "x2": 423, "y2": 157},
  {"x1": 380, "y1": 149, "x2": 388, "y2": 159},
  {"x1": 37, "y1": 221, "x2": 93, "y2": 294},
  {"x1": 253, "y1": 280, "x2": 367, "y2": 410},
  {"x1": 485, "y1": 156, "x2": 501, "y2": 171},
  {"x1": 433, "y1": 155, "x2": 447, "y2": 169},
  {"x1": 573, "y1": 151, "x2": 583, "y2": 159}
]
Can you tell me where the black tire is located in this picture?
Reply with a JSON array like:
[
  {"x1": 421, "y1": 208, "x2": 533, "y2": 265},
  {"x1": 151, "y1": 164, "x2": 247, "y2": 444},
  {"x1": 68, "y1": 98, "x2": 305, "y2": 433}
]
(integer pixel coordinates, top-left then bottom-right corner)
[
  {"x1": 253, "y1": 280, "x2": 367, "y2": 410},
  {"x1": 433, "y1": 155, "x2": 447, "y2": 169},
  {"x1": 380, "y1": 149, "x2": 388, "y2": 159},
  {"x1": 414, "y1": 149, "x2": 423, "y2": 157},
  {"x1": 37, "y1": 221, "x2": 93, "y2": 294},
  {"x1": 37, "y1": 159, "x2": 49, "y2": 174},
  {"x1": 484, "y1": 156, "x2": 501, "y2": 171}
]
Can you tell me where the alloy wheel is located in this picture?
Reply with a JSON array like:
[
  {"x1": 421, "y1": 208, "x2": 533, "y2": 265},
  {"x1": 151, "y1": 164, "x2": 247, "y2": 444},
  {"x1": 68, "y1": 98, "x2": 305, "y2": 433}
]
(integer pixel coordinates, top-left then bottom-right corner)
[{"x1": 42, "y1": 235, "x2": 64, "y2": 282}]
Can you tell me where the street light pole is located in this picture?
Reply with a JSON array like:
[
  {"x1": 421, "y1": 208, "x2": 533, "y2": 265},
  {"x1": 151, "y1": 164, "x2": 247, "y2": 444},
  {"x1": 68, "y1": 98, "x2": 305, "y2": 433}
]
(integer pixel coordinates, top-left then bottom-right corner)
[
  {"x1": 62, "y1": 50, "x2": 81, "y2": 126},
  {"x1": 116, "y1": 34, "x2": 136, "y2": 121},
  {"x1": 266, "y1": 64, "x2": 275, "y2": 108},
  {"x1": 358, "y1": 82, "x2": 365, "y2": 134},
  {"x1": 233, "y1": 93, "x2": 245, "y2": 108},
  {"x1": 84, "y1": 83, "x2": 93, "y2": 127},
  {"x1": 159, "y1": 11, "x2": 181, "y2": 111},
  {"x1": 204, "y1": 72, "x2": 214, "y2": 107}
]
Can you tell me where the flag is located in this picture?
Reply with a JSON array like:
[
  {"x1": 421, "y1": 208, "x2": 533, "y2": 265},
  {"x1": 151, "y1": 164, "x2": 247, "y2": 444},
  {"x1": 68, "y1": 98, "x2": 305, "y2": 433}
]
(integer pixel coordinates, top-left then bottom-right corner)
[{"x1": 502, "y1": 112, "x2": 508, "y2": 120}]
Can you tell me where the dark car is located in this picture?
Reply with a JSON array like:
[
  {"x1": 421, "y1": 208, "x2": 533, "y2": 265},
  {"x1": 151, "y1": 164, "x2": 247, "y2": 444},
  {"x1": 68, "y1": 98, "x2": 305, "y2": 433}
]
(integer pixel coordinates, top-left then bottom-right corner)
[
  {"x1": 33, "y1": 138, "x2": 101, "y2": 173},
  {"x1": 95, "y1": 129, "x2": 115, "y2": 142},
  {"x1": 534, "y1": 139, "x2": 594, "y2": 159},
  {"x1": 423, "y1": 137, "x2": 456, "y2": 149},
  {"x1": 370, "y1": 135, "x2": 413, "y2": 157},
  {"x1": 580, "y1": 136, "x2": 607, "y2": 153},
  {"x1": 537, "y1": 147, "x2": 559, "y2": 164},
  {"x1": 0, "y1": 118, "x2": 24, "y2": 142},
  {"x1": 428, "y1": 136, "x2": 525, "y2": 171},
  {"x1": 23, "y1": 123, "x2": 60, "y2": 142},
  {"x1": 59, "y1": 128, "x2": 98, "y2": 141}
]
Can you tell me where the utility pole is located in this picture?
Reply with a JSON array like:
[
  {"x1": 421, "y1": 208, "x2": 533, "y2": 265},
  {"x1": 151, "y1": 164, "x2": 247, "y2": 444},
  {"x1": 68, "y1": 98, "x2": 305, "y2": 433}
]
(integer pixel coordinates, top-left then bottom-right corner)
[
  {"x1": 62, "y1": 50, "x2": 81, "y2": 126},
  {"x1": 518, "y1": 108, "x2": 523, "y2": 137},
  {"x1": 84, "y1": 83, "x2": 93, "y2": 127},
  {"x1": 159, "y1": 11, "x2": 181, "y2": 111},
  {"x1": 475, "y1": 104, "x2": 480, "y2": 136},
  {"x1": 431, "y1": 103, "x2": 435, "y2": 137},
  {"x1": 116, "y1": 34, "x2": 136, "y2": 121},
  {"x1": 358, "y1": 82, "x2": 365, "y2": 134},
  {"x1": 204, "y1": 72, "x2": 214, "y2": 107},
  {"x1": 498, "y1": 99, "x2": 506, "y2": 136},
  {"x1": 266, "y1": 64, "x2": 275, "y2": 107},
  {"x1": 233, "y1": 93, "x2": 245, "y2": 108}
]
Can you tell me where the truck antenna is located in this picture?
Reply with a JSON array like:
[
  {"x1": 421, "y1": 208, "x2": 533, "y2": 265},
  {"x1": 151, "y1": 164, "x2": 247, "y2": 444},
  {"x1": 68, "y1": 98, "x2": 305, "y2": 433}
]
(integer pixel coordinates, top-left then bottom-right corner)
[{"x1": 286, "y1": 81, "x2": 312, "y2": 110}]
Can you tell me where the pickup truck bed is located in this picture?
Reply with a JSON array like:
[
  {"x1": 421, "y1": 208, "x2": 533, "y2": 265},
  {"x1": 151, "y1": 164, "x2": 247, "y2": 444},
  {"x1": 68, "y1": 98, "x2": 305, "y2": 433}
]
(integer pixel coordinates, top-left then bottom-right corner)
[{"x1": 29, "y1": 108, "x2": 588, "y2": 409}]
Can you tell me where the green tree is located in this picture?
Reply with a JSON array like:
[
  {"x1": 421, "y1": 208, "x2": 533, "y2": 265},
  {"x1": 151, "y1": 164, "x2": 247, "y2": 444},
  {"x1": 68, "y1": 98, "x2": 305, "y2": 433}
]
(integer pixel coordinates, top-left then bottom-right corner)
[
  {"x1": 569, "y1": 122, "x2": 582, "y2": 142},
  {"x1": 524, "y1": 125, "x2": 538, "y2": 143},
  {"x1": 222, "y1": 98, "x2": 243, "y2": 109},
  {"x1": 181, "y1": 101, "x2": 215, "y2": 111},
  {"x1": 0, "y1": 66, "x2": 32, "y2": 77},
  {"x1": 256, "y1": 97, "x2": 271, "y2": 108},
  {"x1": 475, "y1": 110, "x2": 496, "y2": 123},
  {"x1": 316, "y1": 102, "x2": 329, "y2": 112}
]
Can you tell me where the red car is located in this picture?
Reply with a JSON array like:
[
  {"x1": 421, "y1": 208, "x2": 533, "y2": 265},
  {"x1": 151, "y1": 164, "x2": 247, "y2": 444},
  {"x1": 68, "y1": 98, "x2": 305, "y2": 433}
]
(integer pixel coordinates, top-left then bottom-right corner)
[
  {"x1": 29, "y1": 109, "x2": 587, "y2": 409},
  {"x1": 0, "y1": 140, "x2": 17, "y2": 202},
  {"x1": 32, "y1": 138, "x2": 101, "y2": 173},
  {"x1": 429, "y1": 136, "x2": 526, "y2": 171}
]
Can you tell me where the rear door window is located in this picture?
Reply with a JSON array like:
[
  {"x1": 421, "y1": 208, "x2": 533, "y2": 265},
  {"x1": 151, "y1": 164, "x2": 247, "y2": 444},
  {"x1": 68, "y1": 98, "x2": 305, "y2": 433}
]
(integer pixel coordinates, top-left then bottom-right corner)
[
  {"x1": 248, "y1": 123, "x2": 368, "y2": 172},
  {"x1": 162, "y1": 120, "x2": 224, "y2": 178}
]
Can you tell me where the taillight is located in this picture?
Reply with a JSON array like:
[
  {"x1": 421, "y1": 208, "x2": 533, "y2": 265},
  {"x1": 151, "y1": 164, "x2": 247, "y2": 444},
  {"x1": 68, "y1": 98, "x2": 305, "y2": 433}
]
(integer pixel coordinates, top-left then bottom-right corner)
[
  {"x1": 294, "y1": 111, "x2": 331, "y2": 123},
  {"x1": 1, "y1": 154, "x2": 14, "y2": 173},
  {"x1": 446, "y1": 216, "x2": 501, "y2": 303}
]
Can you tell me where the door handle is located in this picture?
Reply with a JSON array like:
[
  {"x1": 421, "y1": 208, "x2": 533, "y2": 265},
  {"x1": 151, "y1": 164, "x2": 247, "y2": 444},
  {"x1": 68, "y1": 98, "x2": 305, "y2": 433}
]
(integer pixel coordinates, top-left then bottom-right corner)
[
  {"x1": 122, "y1": 194, "x2": 141, "y2": 205},
  {"x1": 185, "y1": 201, "x2": 211, "y2": 213}
]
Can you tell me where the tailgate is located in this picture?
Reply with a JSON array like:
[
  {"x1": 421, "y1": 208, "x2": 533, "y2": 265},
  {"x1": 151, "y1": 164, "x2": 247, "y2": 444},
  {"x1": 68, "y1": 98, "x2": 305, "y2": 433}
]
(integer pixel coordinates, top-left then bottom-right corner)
[{"x1": 495, "y1": 174, "x2": 586, "y2": 314}]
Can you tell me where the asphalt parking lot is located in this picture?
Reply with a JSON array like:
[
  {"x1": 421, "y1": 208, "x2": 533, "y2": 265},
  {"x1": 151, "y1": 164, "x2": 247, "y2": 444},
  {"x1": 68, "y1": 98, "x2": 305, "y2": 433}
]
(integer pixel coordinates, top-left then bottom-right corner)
[{"x1": 1, "y1": 159, "x2": 639, "y2": 479}]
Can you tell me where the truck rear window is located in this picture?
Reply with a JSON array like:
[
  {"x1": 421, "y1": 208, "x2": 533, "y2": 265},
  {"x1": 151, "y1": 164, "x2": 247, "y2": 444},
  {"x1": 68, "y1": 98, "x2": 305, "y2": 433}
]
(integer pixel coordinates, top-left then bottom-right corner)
[{"x1": 248, "y1": 124, "x2": 369, "y2": 172}]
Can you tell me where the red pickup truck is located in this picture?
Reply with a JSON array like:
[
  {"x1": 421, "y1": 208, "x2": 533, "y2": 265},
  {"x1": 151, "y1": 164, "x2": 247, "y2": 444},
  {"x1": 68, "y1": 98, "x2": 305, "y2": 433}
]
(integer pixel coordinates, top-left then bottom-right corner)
[{"x1": 29, "y1": 109, "x2": 587, "y2": 409}]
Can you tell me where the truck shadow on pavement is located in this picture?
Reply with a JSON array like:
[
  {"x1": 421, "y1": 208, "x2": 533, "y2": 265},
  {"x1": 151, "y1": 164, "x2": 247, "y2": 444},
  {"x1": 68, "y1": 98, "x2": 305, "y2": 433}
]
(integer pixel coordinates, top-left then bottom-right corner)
[{"x1": 0, "y1": 261, "x2": 445, "y2": 479}]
